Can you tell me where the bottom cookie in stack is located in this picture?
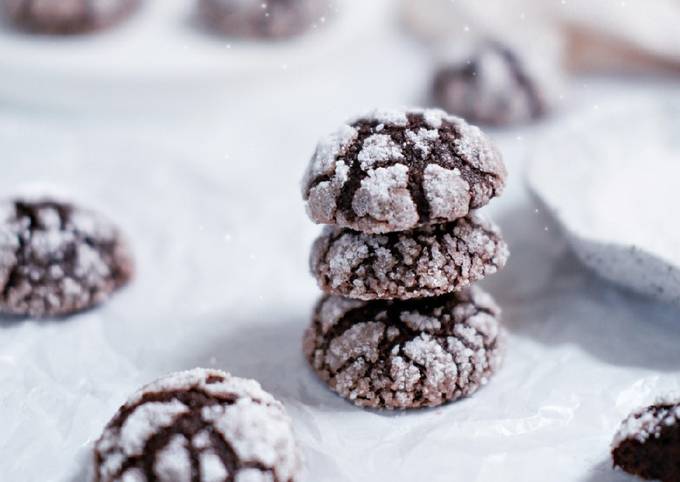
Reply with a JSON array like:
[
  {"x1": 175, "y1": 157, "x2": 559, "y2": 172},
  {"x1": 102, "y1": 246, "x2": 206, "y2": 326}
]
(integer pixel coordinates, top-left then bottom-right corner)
[{"x1": 303, "y1": 286, "x2": 504, "y2": 410}]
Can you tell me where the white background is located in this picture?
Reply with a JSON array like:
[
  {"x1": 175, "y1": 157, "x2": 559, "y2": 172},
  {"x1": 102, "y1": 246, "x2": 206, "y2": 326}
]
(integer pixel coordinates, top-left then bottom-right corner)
[{"x1": 1, "y1": 1, "x2": 679, "y2": 481}]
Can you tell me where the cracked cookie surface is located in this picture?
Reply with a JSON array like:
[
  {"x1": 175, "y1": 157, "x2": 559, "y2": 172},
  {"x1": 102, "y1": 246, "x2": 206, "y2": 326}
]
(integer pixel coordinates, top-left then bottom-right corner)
[
  {"x1": 2, "y1": 0, "x2": 139, "y2": 34},
  {"x1": 310, "y1": 212, "x2": 508, "y2": 300},
  {"x1": 0, "y1": 198, "x2": 133, "y2": 317},
  {"x1": 199, "y1": 0, "x2": 326, "y2": 39},
  {"x1": 94, "y1": 368, "x2": 301, "y2": 482},
  {"x1": 303, "y1": 286, "x2": 503, "y2": 409},
  {"x1": 611, "y1": 398, "x2": 680, "y2": 482},
  {"x1": 302, "y1": 108, "x2": 506, "y2": 234}
]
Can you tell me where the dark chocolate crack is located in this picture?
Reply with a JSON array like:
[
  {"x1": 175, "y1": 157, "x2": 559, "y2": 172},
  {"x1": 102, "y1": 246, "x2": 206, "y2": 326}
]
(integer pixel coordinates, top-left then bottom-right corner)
[
  {"x1": 612, "y1": 401, "x2": 680, "y2": 482},
  {"x1": 303, "y1": 108, "x2": 506, "y2": 233}
]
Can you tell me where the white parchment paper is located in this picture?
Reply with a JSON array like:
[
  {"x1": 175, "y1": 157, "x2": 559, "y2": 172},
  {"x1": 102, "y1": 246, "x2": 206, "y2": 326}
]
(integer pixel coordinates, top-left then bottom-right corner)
[{"x1": 1, "y1": 6, "x2": 679, "y2": 482}]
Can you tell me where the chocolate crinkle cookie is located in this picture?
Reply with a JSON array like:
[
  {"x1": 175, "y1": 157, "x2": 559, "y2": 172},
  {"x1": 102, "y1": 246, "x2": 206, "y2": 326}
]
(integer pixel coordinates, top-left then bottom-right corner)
[
  {"x1": 94, "y1": 368, "x2": 301, "y2": 482},
  {"x1": 2, "y1": 0, "x2": 139, "y2": 34},
  {"x1": 0, "y1": 198, "x2": 133, "y2": 317},
  {"x1": 310, "y1": 212, "x2": 508, "y2": 301},
  {"x1": 303, "y1": 286, "x2": 503, "y2": 409},
  {"x1": 301, "y1": 108, "x2": 506, "y2": 234},
  {"x1": 198, "y1": 0, "x2": 326, "y2": 39},
  {"x1": 611, "y1": 398, "x2": 680, "y2": 482},
  {"x1": 431, "y1": 39, "x2": 555, "y2": 126}
]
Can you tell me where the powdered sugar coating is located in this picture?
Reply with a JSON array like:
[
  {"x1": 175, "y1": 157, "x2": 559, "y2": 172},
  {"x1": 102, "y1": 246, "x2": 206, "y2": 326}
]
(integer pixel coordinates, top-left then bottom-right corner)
[
  {"x1": 310, "y1": 212, "x2": 508, "y2": 300},
  {"x1": 612, "y1": 398, "x2": 680, "y2": 447},
  {"x1": 611, "y1": 398, "x2": 680, "y2": 481},
  {"x1": 351, "y1": 164, "x2": 418, "y2": 233},
  {"x1": 303, "y1": 287, "x2": 504, "y2": 409},
  {"x1": 0, "y1": 198, "x2": 133, "y2": 317},
  {"x1": 422, "y1": 164, "x2": 470, "y2": 220},
  {"x1": 94, "y1": 368, "x2": 301, "y2": 482},
  {"x1": 199, "y1": 0, "x2": 327, "y2": 39},
  {"x1": 2, "y1": 0, "x2": 139, "y2": 34},
  {"x1": 432, "y1": 39, "x2": 554, "y2": 126},
  {"x1": 302, "y1": 108, "x2": 506, "y2": 233}
]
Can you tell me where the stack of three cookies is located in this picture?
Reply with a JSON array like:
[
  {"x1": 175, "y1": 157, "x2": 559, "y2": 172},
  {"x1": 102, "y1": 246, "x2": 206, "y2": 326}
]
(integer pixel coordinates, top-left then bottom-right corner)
[{"x1": 301, "y1": 108, "x2": 509, "y2": 410}]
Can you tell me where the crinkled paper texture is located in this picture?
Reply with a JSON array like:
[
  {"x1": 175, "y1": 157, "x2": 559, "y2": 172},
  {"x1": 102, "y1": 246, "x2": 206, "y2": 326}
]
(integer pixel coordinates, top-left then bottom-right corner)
[{"x1": 0, "y1": 23, "x2": 679, "y2": 482}]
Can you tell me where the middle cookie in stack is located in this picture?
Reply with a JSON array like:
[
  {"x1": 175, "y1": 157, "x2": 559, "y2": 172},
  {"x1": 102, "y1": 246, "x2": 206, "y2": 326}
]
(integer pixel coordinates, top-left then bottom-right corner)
[{"x1": 301, "y1": 108, "x2": 509, "y2": 409}]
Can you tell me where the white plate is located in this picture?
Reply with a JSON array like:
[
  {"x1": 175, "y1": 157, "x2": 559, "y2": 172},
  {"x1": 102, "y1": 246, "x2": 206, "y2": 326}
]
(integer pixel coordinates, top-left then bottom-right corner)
[
  {"x1": 527, "y1": 97, "x2": 680, "y2": 305},
  {"x1": 0, "y1": 0, "x2": 385, "y2": 110}
]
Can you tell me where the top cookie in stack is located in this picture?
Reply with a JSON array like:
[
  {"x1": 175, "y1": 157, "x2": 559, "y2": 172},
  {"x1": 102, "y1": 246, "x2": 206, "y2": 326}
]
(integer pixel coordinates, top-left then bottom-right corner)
[
  {"x1": 301, "y1": 108, "x2": 506, "y2": 234},
  {"x1": 302, "y1": 108, "x2": 509, "y2": 302}
]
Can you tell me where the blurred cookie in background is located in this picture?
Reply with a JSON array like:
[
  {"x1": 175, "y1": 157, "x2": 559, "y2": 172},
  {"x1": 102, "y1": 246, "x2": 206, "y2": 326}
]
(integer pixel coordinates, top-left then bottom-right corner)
[
  {"x1": 198, "y1": 0, "x2": 329, "y2": 39},
  {"x1": 310, "y1": 213, "x2": 509, "y2": 301},
  {"x1": 431, "y1": 37, "x2": 563, "y2": 126},
  {"x1": 0, "y1": 197, "x2": 133, "y2": 317},
  {"x1": 400, "y1": 0, "x2": 528, "y2": 46},
  {"x1": 399, "y1": 0, "x2": 564, "y2": 126},
  {"x1": 302, "y1": 108, "x2": 507, "y2": 233},
  {"x1": 2, "y1": 0, "x2": 140, "y2": 34}
]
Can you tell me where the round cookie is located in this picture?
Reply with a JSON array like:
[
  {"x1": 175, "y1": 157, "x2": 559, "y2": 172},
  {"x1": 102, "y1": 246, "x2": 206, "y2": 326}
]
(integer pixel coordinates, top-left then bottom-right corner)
[
  {"x1": 310, "y1": 212, "x2": 508, "y2": 301},
  {"x1": 94, "y1": 368, "x2": 301, "y2": 482},
  {"x1": 2, "y1": 0, "x2": 139, "y2": 34},
  {"x1": 432, "y1": 39, "x2": 554, "y2": 126},
  {"x1": 198, "y1": 0, "x2": 325, "y2": 39},
  {"x1": 301, "y1": 108, "x2": 506, "y2": 234},
  {"x1": 611, "y1": 398, "x2": 680, "y2": 482},
  {"x1": 303, "y1": 286, "x2": 504, "y2": 409},
  {"x1": 0, "y1": 197, "x2": 133, "y2": 317}
]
